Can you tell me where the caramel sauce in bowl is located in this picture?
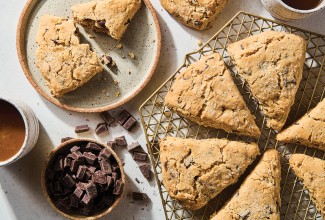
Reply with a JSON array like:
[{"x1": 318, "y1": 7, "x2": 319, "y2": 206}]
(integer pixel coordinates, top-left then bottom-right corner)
[{"x1": 0, "y1": 98, "x2": 39, "y2": 166}]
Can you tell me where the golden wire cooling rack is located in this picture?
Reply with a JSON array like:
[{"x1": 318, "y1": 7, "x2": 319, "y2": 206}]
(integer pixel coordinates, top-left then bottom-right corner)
[{"x1": 139, "y1": 11, "x2": 325, "y2": 220}]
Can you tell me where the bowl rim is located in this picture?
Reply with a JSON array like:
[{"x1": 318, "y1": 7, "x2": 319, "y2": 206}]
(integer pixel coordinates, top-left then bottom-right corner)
[
  {"x1": 275, "y1": 0, "x2": 325, "y2": 14},
  {"x1": 41, "y1": 138, "x2": 126, "y2": 220},
  {"x1": 16, "y1": 0, "x2": 161, "y2": 113}
]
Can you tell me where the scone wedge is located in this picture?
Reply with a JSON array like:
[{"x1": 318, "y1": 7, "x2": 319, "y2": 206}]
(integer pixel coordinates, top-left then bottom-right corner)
[
  {"x1": 164, "y1": 53, "x2": 260, "y2": 138},
  {"x1": 71, "y1": 0, "x2": 141, "y2": 40},
  {"x1": 211, "y1": 149, "x2": 281, "y2": 220},
  {"x1": 289, "y1": 154, "x2": 325, "y2": 218},
  {"x1": 161, "y1": 0, "x2": 228, "y2": 30},
  {"x1": 277, "y1": 98, "x2": 325, "y2": 151},
  {"x1": 159, "y1": 137, "x2": 260, "y2": 210},
  {"x1": 227, "y1": 31, "x2": 306, "y2": 131}
]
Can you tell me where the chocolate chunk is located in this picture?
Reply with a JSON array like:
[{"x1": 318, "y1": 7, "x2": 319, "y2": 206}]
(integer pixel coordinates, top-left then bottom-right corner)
[
  {"x1": 63, "y1": 174, "x2": 76, "y2": 188},
  {"x1": 54, "y1": 158, "x2": 64, "y2": 172},
  {"x1": 139, "y1": 164, "x2": 151, "y2": 179},
  {"x1": 194, "y1": 20, "x2": 202, "y2": 26},
  {"x1": 76, "y1": 182, "x2": 87, "y2": 190},
  {"x1": 133, "y1": 192, "x2": 148, "y2": 201},
  {"x1": 107, "y1": 140, "x2": 116, "y2": 148},
  {"x1": 99, "y1": 160, "x2": 112, "y2": 174},
  {"x1": 95, "y1": 123, "x2": 108, "y2": 135},
  {"x1": 76, "y1": 166, "x2": 87, "y2": 180},
  {"x1": 97, "y1": 19, "x2": 106, "y2": 28},
  {"x1": 75, "y1": 125, "x2": 89, "y2": 133},
  {"x1": 74, "y1": 187, "x2": 84, "y2": 199},
  {"x1": 85, "y1": 183, "x2": 97, "y2": 199},
  {"x1": 70, "y1": 146, "x2": 80, "y2": 152},
  {"x1": 83, "y1": 152, "x2": 97, "y2": 165},
  {"x1": 92, "y1": 172, "x2": 107, "y2": 185},
  {"x1": 70, "y1": 160, "x2": 82, "y2": 172},
  {"x1": 100, "y1": 111, "x2": 115, "y2": 126},
  {"x1": 127, "y1": 142, "x2": 142, "y2": 152},
  {"x1": 46, "y1": 169, "x2": 55, "y2": 180},
  {"x1": 54, "y1": 181, "x2": 63, "y2": 192},
  {"x1": 61, "y1": 137, "x2": 73, "y2": 143},
  {"x1": 71, "y1": 151, "x2": 83, "y2": 161},
  {"x1": 117, "y1": 110, "x2": 131, "y2": 125},
  {"x1": 87, "y1": 166, "x2": 96, "y2": 173},
  {"x1": 123, "y1": 116, "x2": 137, "y2": 131},
  {"x1": 107, "y1": 176, "x2": 113, "y2": 187},
  {"x1": 85, "y1": 142, "x2": 102, "y2": 151},
  {"x1": 114, "y1": 136, "x2": 127, "y2": 146},
  {"x1": 98, "y1": 148, "x2": 112, "y2": 160},
  {"x1": 133, "y1": 152, "x2": 147, "y2": 161},
  {"x1": 70, "y1": 194, "x2": 79, "y2": 208},
  {"x1": 112, "y1": 164, "x2": 120, "y2": 172},
  {"x1": 113, "y1": 179, "x2": 123, "y2": 195},
  {"x1": 63, "y1": 158, "x2": 71, "y2": 169},
  {"x1": 81, "y1": 194, "x2": 92, "y2": 206}
]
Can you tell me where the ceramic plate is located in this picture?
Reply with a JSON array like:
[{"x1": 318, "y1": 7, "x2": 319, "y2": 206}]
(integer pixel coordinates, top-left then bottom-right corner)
[{"x1": 17, "y1": 0, "x2": 161, "y2": 112}]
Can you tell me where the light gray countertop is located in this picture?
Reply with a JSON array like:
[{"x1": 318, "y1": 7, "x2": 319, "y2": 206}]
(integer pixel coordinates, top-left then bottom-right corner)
[{"x1": 0, "y1": 0, "x2": 324, "y2": 219}]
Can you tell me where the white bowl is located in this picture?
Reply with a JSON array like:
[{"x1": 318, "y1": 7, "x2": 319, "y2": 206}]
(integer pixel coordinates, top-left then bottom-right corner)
[{"x1": 0, "y1": 98, "x2": 39, "y2": 166}]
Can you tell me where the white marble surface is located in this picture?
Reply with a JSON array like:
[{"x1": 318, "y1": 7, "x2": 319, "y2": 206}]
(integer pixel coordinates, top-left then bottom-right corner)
[{"x1": 0, "y1": 0, "x2": 324, "y2": 219}]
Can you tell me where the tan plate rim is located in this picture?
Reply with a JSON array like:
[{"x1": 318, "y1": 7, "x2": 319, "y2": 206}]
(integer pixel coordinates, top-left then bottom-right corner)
[
  {"x1": 16, "y1": 0, "x2": 161, "y2": 113},
  {"x1": 41, "y1": 138, "x2": 126, "y2": 220}
]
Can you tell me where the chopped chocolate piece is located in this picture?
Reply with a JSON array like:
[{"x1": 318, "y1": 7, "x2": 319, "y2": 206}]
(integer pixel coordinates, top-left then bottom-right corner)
[
  {"x1": 107, "y1": 140, "x2": 116, "y2": 148},
  {"x1": 46, "y1": 169, "x2": 55, "y2": 180},
  {"x1": 85, "y1": 142, "x2": 102, "y2": 151},
  {"x1": 117, "y1": 110, "x2": 131, "y2": 125},
  {"x1": 70, "y1": 194, "x2": 79, "y2": 208},
  {"x1": 127, "y1": 142, "x2": 142, "y2": 152},
  {"x1": 99, "y1": 160, "x2": 112, "y2": 174},
  {"x1": 133, "y1": 192, "x2": 148, "y2": 201},
  {"x1": 85, "y1": 183, "x2": 97, "y2": 199},
  {"x1": 112, "y1": 164, "x2": 120, "y2": 172},
  {"x1": 107, "y1": 176, "x2": 113, "y2": 187},
  {"x1": 113, "y1": 179, "x2": 123, "y2": 195},
  {"x1": 70, "y1": 146, "x2": 80, "y2": 153},
  {"x1": 87, "y1": 166, "x2": 96, "y2": 173},
  {"x1": 73, "y1": 187, "x2": 84, "y2": 199},
  {"x1": 139, "y1": 164, "x2": 151, "y2": 179},
  {"x1": 100, "y1": 111, "x2": 115, "y2": 126},
  {"x1": 76, "y1": 165, "x2": 87, "y2": 180},
  {"x1": 76, "y1": 182, "x2": 87, "y2": 190},
  {"x1": 61, "y1": 137, "x2": 73, "y2": 143},
  {"x1": 133, "y1": 152, "x2": 147, "y2": 161},
  {"x1": 75, "y1": 124, "x2": 89, "y2": 133},
  {"x1": 81, "y1": 194, "x2": 92, "y2": 206},
  {"x1": 114, "y1": 136, "x2": 127, "y2": 146},
  {"x1": 92, "y1": 172, "x2": 107, "y2": 185},
  {"x1": 63, "y1": 158, "x2": 71, "y2": 169},
  {"x1": 95, "y1": 123, "x2": 108, "y2": 135},
  {"x1": 123, "y1": 116, "x2": 137, "y2": 131},
  {"x1": 54, "y1": 158, "x2": 64, "y2": 172},
  {"x1": 54, "y1": 181, "x2": 63, "y2": 192},
  {"x1": 63, "y1": 174, "x2": 76, "y2": 188},
  {"x1": 98, "y1": 148, "x2": 112, "y2": 161},
  {"x1": 70, "y1": 160, "x2": 82, "y2": 172},
  {"x1": 71, "y1": 151, "x2": 83, "y2": 161},
  {"x1": 83, "y1": 152, "x2": 97, "y2": 165}
]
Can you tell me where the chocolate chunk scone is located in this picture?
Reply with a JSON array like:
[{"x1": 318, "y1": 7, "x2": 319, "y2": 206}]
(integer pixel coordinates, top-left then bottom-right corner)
[
  {"x1": 164, "y1": 53, "x2": 261, "y2": 138},
  {"x1": 35, "y1": 15, "x2": 103, "y2": 97},
  {"x1": 289, "y1": 154, "x2": 325, "y2": 218},
  {"x1": 211, "y1": 149, "x2": 281, "y2": 220},
  {"x1": 161, "y1": 0, "x2": 228, "y2": 30},
  {"x1": 227, "y1": 31, "x2": 306, "y2": 131},
  {"x1": 160, "y1": 137, "x2": 260, "y2": 210},
  {"x1": 277, "y1": 98, "x2": 325, "y2": 151},
  {"x1": 71, "y1": 0, "x2": 141, "y2": 40}
]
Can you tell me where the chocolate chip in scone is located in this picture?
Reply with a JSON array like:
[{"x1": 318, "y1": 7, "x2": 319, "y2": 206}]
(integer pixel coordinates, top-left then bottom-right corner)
[
  {"x1": 194, "y1": 20, "x2": 202, "y2": 26},
  {"x1": 75, "y1": 125, "x2": 89, "y2": 133},
  {"x1": 97, "y1": 19, "x2": 106, "y2": 28},
  {"x1": 100, "y1": 111, "x2": 115, "y2": 126},
  {"x1": 123, "y1": 116, "x2": 137, "y2": 131},
  {"x1": 133, "y1": 152, "x2": 147, "y2": 161},
  {"x1": 95, "y1": 122, "x2": 108, "y2": 135},
  {"x1": 61, "y1": 137, "x2": 73, "y2": 143},
  {"x1": 133, "y1": 192, "x2": 148, "y2": 201},
  {"x1": 114, "y1": 136, "x2": 127, "y2": 146},
  {"x1": 113, "y1": 179, "x2": 123, "y2": 195},
  {"x1": 127, "y1": 141, "x2": 142, "y2": 152},
  {"x1": 117, "y1": 110, "x2": 131, "y2": 125},
  {"x1": 107, "y1": 140, "x2": 116, "y2": 148},
  {"x1": 139, "y1": 164, "x2": 151, "y2": 179}
]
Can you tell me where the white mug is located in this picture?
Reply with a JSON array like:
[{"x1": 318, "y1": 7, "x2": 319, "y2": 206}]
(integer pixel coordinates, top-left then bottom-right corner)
[
  {"x1": 261, "y1": 0, "x2": 325, "y2": 20},
  {"x1": 0, "y1": 98, "x2": 39, "y2": 166}
]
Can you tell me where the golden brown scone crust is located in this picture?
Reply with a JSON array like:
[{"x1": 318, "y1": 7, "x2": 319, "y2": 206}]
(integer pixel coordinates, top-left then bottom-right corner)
[
  {"x1": 227, "y1": 31, "x2": 306, "y2": 131},
  {"x1": 160, "y1": 137, "x2": 260, "y2": 210}
]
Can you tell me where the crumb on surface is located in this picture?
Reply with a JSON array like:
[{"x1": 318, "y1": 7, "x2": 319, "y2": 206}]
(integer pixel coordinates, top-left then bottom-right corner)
[
  {"x1": 129, "y1": 52, "x2": 136, "y2": 59},
  {"x1": 115, "y1": 44, "x2": 123, "y2": 49}
]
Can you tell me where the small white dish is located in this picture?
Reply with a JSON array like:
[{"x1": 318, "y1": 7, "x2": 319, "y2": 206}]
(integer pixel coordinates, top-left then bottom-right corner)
[{"x1": 0, "y1": 98, "x2": 39, "y2": 167}]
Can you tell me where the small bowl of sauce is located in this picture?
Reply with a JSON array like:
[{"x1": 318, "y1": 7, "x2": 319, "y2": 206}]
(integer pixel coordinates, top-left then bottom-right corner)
[{"x1": 0, "y1": 98, "x2": 39, "y2": 166}]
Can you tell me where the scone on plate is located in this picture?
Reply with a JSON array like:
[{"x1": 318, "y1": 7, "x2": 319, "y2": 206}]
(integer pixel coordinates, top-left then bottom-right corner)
[
  {"x1": 289, "y1": 154, "x2": 325, "y2": 218},
  {"x1": 211, "y1": 149, "x2": 281, "y2": 220},
  {"x1": 71, "y1": 0, "x2": 141, "y2": 40},
  {"x1": 161, "y1": 0, "x2": 228, "y2": 30},
  {"x1": 35, "y1": 15, "x2": 103, "y2": 97},
  {"x1": 164, "y1": 53, "x2": 261, "y2": 138},
  {"x1": 159, "y1": 137, "x2": 260, "y2": 210},
  {"x1": 277, "y1": 98, "x2": 325, "y2": 151},
  {"x1": 227, "y1": 31, "x2": 306, "y2": 131}
]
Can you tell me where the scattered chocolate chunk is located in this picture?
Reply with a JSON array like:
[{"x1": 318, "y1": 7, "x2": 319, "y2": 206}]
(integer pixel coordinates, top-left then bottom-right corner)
[
  {"x1": 95, "y1": 123, "x2": 108, "y2": 135},
  {"x1": 61, "y1": 137, "x2": 73, "y2": 143},
  {"x1": 75, "y1": 125, "x2": 89, "y2": 133},
  {"x1": 99, "y1": 160, "x2": 112, "y2": 174},
  {"x1": 107, "y1": 140, "x2": 116, "y2": 148},
  {"x1": 93, "y1": 172, "x2": 107, "y2": 185},
  {"x1": 83, "y1": 152, "x2": 97, "y2": 165},
  {"x1": 85, "y1": 183, "x2": 97, "y2": 199},
  {"x1": 81, "y1": 194, "x2": 92, "y2": 206},
  {"x1": 133, "y1": 192, "x2": 148, "y2": 201},
  {"x1": 76, "y1": 166, "x2": 87, "y2": 180},
  {"x1": 123, "y1": 116, "x2": 137, "y2": 131},
  {"x1": 113, "y1": 180, "x2": 123, "y2": 195},
  {"x1": 116, "y1": 110, "x2": 131, "y2": 125},
  {"x1": 133, "y1": 152, "x2": 147, "y2": 161},
  {"x1": 99, "y1": 148, "x2": 112, "y2": 161},
  {"x1": 100, "y1": 111, "x2": 115, "y2": 126},
  {"x1": 127, "y1": 142, "x2": 142, "y2": 152},
  {"x1": 63, "y1": 174, "x2": 76, "y2": 188},
  {"x1": 114, "y1": 136, "x2": 127, "y2": 146},
  {"x1": 139, "y1": 164, "x2": 151, "y2": 179},
  {"x1": 85, "y1": 142, "x2": 102, "y2": 151},
  {"x1": 70, "y1": 146, "x2": 80, "y2": 152}
]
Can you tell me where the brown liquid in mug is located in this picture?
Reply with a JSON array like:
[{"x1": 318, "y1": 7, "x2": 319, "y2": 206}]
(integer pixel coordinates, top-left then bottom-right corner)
[
  {"x1": 0, "y1": 100, "x2": 25, "y2": 162},
  {"x1": 282, "y1": 0, "x2": 322, "y2": 10}
]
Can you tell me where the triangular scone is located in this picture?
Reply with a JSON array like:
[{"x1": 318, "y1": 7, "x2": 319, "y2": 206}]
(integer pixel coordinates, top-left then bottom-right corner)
[
  {"x1": 164, "y1": 53, "x2": 261, "y2": 138},
  {"x1": 289, "y1": 154, "x2": 325, "y2": 218},
  {"x1": 71, "y1": 0, "x2": 141, "y2": 40},
  {"x1": 277, "y1": 99, "x2": 325, "y2": 151},
  {"x1": 227, "y1": 31, "x2": 306, "y2": 131},
  {"x1": 211, "y1": 149, "x2": 281, "y2": 220},
  {"x1": 159, "y1": 137, "x2": 260, "y2": 210}
]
